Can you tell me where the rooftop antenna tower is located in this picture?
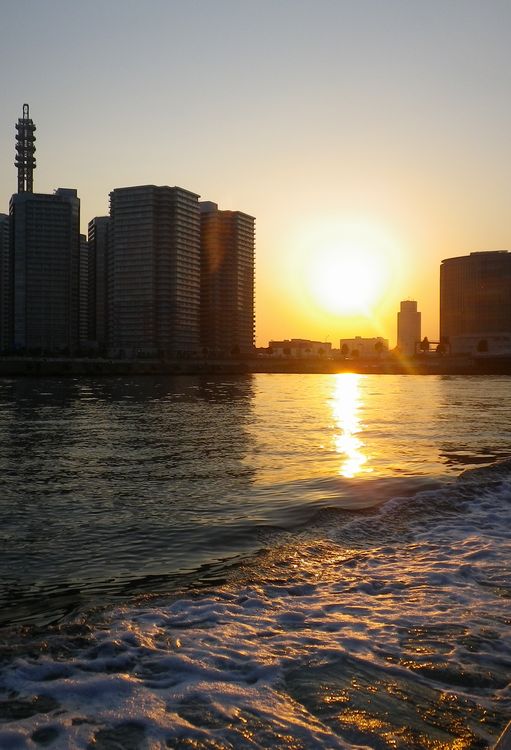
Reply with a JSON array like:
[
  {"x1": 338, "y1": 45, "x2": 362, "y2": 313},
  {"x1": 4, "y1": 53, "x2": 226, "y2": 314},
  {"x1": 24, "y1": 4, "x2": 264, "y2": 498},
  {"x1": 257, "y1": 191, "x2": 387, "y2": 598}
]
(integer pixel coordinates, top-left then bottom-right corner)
[{"x1": 15, "y1": 103, "x2": 36, "y2": 193}]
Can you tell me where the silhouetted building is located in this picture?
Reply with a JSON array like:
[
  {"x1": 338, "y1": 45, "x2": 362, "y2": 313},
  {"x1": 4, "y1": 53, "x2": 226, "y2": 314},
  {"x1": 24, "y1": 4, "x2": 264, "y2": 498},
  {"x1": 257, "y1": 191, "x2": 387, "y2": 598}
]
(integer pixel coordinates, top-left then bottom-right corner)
[
  {"x1": 0, "y1": 214, "x2": 10, "y2": 350},
  {"x1": 440, "y1": 251, "x2": 511, "y2": 354},
  {"x1": 269, "y1": 339, "x2": 331, "y2": 357},
  {"x1": 109, "y1": 185, "x2": 201, "y2": 355},
  {"x1": 200, "y1": 201, "x2": 255, "y2": 355},
  {"x1": 87, "y1": 216, "x2": 110, "y2": 349},
  {"x1": 15, "y1": 104, "x2": 36, "y2": 194},
  {"x1": 397, "y1": 300, "x2": 421, "y2": 356},
  {"x1": 339, "y1": 336, "x2": 388, "y2": 358},
  {"x1": 10, "y1": 189, "x2": 80, "y2": 353},
  {"x1": 79, "y1": 234, "x2": 89, "y2": 346}
]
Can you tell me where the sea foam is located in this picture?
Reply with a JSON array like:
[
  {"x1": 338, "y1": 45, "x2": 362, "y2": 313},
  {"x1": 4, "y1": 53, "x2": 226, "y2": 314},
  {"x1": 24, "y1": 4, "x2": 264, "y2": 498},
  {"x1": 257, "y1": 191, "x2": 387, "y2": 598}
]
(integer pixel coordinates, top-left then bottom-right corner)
[{"x1": 0, "y1": 465, "x2": 510, "y2": 749}]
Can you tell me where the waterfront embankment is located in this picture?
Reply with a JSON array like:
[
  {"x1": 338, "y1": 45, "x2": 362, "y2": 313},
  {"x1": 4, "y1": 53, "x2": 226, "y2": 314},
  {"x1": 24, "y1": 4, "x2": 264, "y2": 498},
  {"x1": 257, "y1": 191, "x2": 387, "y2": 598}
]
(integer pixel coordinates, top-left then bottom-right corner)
[{"x1": 0, "y1": 354, "x2": 507, "y2": 376}]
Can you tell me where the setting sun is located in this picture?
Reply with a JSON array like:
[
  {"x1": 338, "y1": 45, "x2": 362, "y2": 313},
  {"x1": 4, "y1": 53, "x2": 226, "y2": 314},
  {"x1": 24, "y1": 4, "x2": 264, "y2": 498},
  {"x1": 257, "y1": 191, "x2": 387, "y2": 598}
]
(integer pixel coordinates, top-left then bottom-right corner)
[
  {"x1": 302, "y1": 222, "x2": 397, "y2": 317},
  {"x1": 309, "y1": 247, "x2": 385, "y2": 315}
]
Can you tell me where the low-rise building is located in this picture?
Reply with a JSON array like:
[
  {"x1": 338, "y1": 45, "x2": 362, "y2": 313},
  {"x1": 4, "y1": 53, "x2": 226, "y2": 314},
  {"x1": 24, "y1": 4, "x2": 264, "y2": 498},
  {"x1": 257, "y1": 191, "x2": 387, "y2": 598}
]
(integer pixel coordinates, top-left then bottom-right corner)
[
  {"x1": 338, "y1": 336, "x2": 388, "y2": 358},
  {"x1": 268, "y1": 339, "x2": 331, "y2": 357},
  {"x1": 449, "y1": 333, "x2": 511, "y2": 356}
]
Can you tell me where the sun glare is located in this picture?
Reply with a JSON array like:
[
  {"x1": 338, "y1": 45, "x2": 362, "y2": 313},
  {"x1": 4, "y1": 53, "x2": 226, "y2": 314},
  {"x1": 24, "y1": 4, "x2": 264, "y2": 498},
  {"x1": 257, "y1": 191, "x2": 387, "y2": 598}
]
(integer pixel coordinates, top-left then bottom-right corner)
[
  {"x1": 301, "y1": 221, "x2": 397, "y2": 317},
  {"x1": 332, "y1": 373, "x2": 369, "y2": 478}
]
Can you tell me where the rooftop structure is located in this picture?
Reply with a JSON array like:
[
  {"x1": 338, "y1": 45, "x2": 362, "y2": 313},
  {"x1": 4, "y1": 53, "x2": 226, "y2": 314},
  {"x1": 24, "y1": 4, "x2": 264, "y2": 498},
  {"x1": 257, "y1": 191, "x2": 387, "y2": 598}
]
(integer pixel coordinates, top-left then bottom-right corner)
[{"x1": 15, "y1": 104, "x2": 36, "y2": 193}]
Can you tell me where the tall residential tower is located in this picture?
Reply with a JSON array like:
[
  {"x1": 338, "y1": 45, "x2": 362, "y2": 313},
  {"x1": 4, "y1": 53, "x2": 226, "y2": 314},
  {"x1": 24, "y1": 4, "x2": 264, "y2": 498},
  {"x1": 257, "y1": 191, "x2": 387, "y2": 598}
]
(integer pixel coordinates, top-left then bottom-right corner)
[
  {"x1": 10, "y1": 188, "x2": 81, "y2": 352},
  {"x1": 10, "y1": 101, "x2": 80, "y2": 352},
  {"x1": 200, "y1": 202, "x2": 255, "y2": 355},
  {"x1": 109, "y1": 185, "x2": 201, "y2": 355},
  {"x1": 88, "y1": 216, "x2": 110, "y2": 350},
  {"x1": 0, "y1": 214, "x2": 10, "y2": 350}
]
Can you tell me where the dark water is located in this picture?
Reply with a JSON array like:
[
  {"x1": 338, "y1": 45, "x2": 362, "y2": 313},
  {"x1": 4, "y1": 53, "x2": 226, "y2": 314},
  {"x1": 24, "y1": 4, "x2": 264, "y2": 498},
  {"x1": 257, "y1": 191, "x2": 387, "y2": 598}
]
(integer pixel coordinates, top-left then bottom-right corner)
[
  {"x1": 0, "y1": 374, "x2": 510, "y2": 749},
  {"x1": 0, "y1": 376, "x2": 261, "y2": 625}
]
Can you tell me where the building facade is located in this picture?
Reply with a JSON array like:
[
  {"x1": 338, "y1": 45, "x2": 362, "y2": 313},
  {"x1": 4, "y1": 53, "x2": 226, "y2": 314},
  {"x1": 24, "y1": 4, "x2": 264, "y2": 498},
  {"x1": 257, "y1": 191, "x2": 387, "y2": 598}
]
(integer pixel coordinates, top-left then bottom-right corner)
[
  {"x1": 109, "y1": 185, "x2": 201, "y2": 355},
  {"x1": 440, "y1": 251, "x2": 511, "y2": 354},
  {"x1": 200, "y1": 201, "x2": 255, "y2": 355},
  {"x1": 339, "y1": 336, "x2": 388, "y2": 358},
  {"x1": 269, "y1": 339, "x2": 332, "y2": 357},
  {"x1": 79, "y1": 234, "x2": 89, "y2": 347},
  {"x1": 87, "y1": 216, "x2": 110, "y2": 349},
  {"x1": 0, "y1": 214, "x2": 10, "y2": 350},
  {"x1": 10, "y1": 188, "x2": 80, "y2": 353},
  {"x1": 397, "y1": 300, "x2": 421, "y2": 356}
]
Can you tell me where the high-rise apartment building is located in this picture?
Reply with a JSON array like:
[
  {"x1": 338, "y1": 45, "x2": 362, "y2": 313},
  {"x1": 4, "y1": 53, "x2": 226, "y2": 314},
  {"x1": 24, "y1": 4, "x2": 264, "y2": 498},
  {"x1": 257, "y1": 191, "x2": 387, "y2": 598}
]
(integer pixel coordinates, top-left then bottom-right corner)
[
  {"x1": 10, "y1": 189, "x2": 80, "y2": 353},
  {"x1": 79, "y1": 234, "x2": 89, "y2": 346},
  {"x1": 109, "y1": 185, "x2": 201, "y2": 355},
  {"x1": 397, "y1": 300, "x2": 421, "y2": 356},
  {"x1": 440, "y1": 251, "x2": 511, "y2": 354},
  {"x1": 200, "y1": 202, "x2": 255, "y2": 355},
  {"x1": 88, "y1": 216, "x2": 110, "y2": 350},
  {"x1": 0, "y1": 214, "x2": 10, "y2": 350},
  {"x1": 8, "y1": 106, "x2": 80, "y2": 353}
]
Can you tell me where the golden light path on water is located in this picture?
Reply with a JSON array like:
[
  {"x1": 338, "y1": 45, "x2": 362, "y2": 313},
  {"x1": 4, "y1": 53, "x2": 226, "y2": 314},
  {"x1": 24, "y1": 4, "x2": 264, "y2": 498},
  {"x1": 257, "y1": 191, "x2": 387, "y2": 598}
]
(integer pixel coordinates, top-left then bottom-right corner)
[{"x1": 332, "y1": 373, "x2": 372, "y2": 478}]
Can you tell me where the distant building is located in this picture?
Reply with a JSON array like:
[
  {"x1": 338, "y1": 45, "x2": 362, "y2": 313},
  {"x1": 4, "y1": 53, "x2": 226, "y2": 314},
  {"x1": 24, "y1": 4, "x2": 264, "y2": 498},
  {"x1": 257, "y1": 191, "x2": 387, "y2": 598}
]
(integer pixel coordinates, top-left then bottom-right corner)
[
  {"x1": 200, "y1": 201, "x2": 255, "y2": 355},
  {"x1": 339, "y1": 336, "x2": 388, "y2": 358},
  {"x1": 7, "y1": 106, "x2": 80, "y2": 354},
  {"x1": 440, "y1": 251, "x2": 511, "y2": 354},
  {"x1": 269, "y1": 339, "x2": 332, "y2": 357},
  {"x1": 109, "y1": 185, "x2": 201, "y2": 356},
  {"x1": 79, "y1": 234, "x2": 89, "y2": 346},
  {"x1": 10, "y1": 188, "x2": 80, "y2": 353},
  {"x1": 88, "y1": 216, "x2": 110, "y2": 349},
  {"x1": 397, "y1": 300, "x2": 421, "y2": 356},
  {"x1": 0, "y1": 214, "x2": 10, "y2": 350}
]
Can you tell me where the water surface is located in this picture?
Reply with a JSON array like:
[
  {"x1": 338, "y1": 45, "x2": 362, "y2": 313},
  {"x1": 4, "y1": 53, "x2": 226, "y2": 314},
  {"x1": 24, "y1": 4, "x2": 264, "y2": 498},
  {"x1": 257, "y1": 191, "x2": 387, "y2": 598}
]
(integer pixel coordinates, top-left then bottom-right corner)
[{"x1": 0, "y1": 374, "x2": 510, "y2": 749}]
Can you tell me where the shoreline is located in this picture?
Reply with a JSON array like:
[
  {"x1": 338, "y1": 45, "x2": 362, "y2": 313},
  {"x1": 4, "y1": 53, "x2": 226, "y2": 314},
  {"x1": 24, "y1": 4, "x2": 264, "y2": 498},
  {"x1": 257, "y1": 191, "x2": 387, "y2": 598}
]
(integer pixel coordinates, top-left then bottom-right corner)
[{"x1": 0, "y1": 355, "x2": 507, "y2": 376}]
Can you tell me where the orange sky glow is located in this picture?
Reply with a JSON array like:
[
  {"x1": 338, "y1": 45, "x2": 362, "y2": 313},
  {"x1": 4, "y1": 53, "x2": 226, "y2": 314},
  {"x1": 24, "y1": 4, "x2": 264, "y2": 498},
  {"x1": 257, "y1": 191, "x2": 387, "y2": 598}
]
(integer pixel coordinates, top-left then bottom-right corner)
[{"x1": 1, "y1": 1, "x2": 510, "y2": 348}]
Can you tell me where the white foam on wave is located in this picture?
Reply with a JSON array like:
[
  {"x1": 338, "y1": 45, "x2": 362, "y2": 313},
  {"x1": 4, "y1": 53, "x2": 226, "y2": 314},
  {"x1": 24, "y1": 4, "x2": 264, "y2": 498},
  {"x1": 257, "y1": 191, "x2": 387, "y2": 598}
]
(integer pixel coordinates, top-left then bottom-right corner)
[{"x1": 1, "y1": 478, "x2": 510, "y2": 749}]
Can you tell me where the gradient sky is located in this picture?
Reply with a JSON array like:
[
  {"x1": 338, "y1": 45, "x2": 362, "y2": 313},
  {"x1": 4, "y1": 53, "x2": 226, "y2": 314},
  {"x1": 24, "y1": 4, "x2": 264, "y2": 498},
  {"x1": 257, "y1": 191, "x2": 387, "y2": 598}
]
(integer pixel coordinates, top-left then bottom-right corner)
[{"x1": 2, "y1": 0, "x2": 511, "y2": 347}]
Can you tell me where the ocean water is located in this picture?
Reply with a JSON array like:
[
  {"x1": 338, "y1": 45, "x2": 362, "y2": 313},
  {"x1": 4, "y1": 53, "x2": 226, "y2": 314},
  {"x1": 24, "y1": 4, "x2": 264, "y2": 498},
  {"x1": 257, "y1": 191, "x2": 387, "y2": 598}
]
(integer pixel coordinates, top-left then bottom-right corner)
[{"x1": 0, "y1": 373, "x2": 510, "y2": 749}]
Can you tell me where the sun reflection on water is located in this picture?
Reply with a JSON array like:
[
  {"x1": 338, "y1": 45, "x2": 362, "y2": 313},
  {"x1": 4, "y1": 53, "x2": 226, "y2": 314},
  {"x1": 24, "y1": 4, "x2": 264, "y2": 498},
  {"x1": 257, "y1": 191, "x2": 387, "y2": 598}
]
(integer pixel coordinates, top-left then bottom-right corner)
[{"x1": 332, "y1": 373, "x2": 371, "y2": 478}]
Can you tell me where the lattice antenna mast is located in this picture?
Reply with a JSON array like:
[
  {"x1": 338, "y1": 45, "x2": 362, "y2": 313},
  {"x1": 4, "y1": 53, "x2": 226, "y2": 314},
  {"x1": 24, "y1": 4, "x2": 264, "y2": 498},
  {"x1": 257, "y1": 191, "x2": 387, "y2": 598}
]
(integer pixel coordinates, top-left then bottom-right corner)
[{"x1": 15, "y1": 103, "x2": 36, "y2": 193}]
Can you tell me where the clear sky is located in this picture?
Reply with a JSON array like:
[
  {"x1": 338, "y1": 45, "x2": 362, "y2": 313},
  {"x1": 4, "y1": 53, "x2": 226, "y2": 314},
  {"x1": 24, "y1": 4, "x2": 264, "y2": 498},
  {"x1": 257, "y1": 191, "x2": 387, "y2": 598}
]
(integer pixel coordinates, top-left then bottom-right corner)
[{"x1": 2, "y1": 0, "x2": 511, "y2": 347}]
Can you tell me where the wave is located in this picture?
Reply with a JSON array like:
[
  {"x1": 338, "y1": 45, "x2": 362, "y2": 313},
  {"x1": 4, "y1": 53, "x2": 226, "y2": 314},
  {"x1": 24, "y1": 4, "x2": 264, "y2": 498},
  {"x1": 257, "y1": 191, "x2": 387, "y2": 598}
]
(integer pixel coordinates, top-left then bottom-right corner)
[
  {"x1": 0, "y1": 461, "x2": 510, "y2": 749},
  {"x1": 458, "y1": 456, "x2": 511, "y2": 483}
]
